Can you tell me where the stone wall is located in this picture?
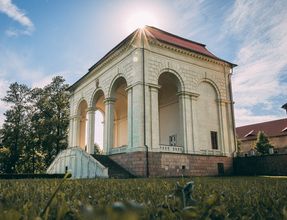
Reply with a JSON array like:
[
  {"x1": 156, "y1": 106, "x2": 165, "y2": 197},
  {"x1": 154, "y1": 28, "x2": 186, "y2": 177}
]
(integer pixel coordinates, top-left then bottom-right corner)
[
  {"x1": 234, "y1": 154, "x2": 287, "y2": 176},
  {"x1": 110, "y1": 151, "x2": 233, "y2": 177}
]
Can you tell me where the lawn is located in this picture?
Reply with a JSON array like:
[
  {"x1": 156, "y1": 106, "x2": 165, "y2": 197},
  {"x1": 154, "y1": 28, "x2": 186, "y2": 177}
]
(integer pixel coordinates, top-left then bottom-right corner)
[{"x1": 0, "y1": 176, "x2": 286, "y2": 219}]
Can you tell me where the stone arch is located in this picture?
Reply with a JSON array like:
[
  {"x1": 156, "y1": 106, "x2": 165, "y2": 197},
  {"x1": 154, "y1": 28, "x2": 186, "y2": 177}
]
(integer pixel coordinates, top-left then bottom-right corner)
[
  {"x1": 197, "y1": 78, "x2": 221, "y2": 99},
  {"x1": 77, "y1": 99, "x2": 88, "y2": 150},
  {"x1": 108, "y1": 74, "x2": 129, "y2": 98},
  {"x1": 90, "y1": 89, "x2": 105, "y2": 151},
  {"x1": 158, "y1": 71, "x2": 184, "y2": 147},
  {"x1": 75, "y1": 97, "x2": 87, "y2": 116},
  {"x1": 89, "y1": 88, "x2": 105, "y2": 108},
  {"x1": 109, "y1": 76, "x2": 128, "y2": 148},
  {"x1": 196, "y1": 81, "x2": 221, "y2": 151},
  {"x1": 157, "y1": 68, "x2": 185, "y2": 92}
]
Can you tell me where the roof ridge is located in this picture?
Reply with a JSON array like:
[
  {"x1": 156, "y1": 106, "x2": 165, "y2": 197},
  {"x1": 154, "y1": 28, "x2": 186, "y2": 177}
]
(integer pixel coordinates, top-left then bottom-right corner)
[
  {"x1": 237, "y1": 118, "x2": 287, "y2": 128},
  {"x1": 145, "y1": 25, "x2": 206, "y2": 47}
]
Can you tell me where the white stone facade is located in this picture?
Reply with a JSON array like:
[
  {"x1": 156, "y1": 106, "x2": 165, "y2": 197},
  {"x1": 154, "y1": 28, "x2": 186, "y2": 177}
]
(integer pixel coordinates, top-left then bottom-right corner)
[{"x1": 68, "y1": 27, "x2": 236, "y2": 157}]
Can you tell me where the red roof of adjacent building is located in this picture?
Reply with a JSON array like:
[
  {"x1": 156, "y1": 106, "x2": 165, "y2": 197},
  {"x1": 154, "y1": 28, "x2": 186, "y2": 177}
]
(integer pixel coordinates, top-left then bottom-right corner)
[{"x1": 236, "y1": 118, "x2": 287, "y2": 140}]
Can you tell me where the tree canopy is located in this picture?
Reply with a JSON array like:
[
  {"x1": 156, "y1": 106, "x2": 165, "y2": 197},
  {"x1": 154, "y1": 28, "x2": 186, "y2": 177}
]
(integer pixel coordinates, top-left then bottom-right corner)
[{"x1": 0, "y1": 76, "x2": 69, "y2": 173}]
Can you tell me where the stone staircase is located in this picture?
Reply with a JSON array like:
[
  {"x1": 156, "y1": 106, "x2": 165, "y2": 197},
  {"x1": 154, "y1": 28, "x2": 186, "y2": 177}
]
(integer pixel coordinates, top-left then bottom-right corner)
[{"x1": 92, "y1": 154, "x2": 134, "y2": 178}]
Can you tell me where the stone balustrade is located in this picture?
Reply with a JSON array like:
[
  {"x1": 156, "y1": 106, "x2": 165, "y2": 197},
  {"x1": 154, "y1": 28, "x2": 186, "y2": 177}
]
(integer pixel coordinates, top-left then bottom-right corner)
[
  {"x1": 109, "y1": 145, "x2": 128, "y2": 154},
  {"x1": 159, "y1": 144, "x2": 184, "y2": 153}
]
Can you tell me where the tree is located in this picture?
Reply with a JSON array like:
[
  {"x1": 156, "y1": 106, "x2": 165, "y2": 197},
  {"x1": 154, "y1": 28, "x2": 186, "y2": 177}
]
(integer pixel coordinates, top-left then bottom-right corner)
[
  {"x1": 255, "y1": 131, "x2": 273, "y2": 155},
  {"x1": 1, "y1": 83, "x2": 31, "y2": 173},
  {"x1": 31, "y1": 76, "x2": 70, "y2": 167},
  {"x1": 0, "y1": 76, "x2": 70, "y2": 174}
]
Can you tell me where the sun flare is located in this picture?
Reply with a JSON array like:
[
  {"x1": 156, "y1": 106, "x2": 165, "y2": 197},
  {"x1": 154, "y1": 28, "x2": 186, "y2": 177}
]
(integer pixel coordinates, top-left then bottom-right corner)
[{"x1": 126, "y1": 10, "x2": 159, "y2": 32}]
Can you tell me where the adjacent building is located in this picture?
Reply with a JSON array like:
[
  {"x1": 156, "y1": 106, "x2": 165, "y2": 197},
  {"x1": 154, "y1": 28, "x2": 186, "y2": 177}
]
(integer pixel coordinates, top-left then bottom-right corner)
[{"x1": 236, "y1": 118, "x2": 287, "y2": 156}]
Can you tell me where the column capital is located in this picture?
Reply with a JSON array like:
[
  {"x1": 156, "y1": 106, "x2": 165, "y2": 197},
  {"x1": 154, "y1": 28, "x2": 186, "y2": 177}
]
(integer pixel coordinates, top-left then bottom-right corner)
[
  {"x1": 217, "y1": 99, "x2": 232, "y2": 104},
  {"x1": 147, "y1": 83, "x2": 161, "y2": 90},
  {"x1": 125, "y1": 85, "x2": 133, "y2": 92},
  {"x1": 176, "y1": 91, "x2": 199, "y2": 98},
  {"x1": 104, "y1": 97, "x2": 116, "y2": 104},
  {"x1": 87, "y1": 107, "x2": 95, "y2": 112},
  {"x1": 70, "y1": 115, "x2": 79, "y2": 120}
]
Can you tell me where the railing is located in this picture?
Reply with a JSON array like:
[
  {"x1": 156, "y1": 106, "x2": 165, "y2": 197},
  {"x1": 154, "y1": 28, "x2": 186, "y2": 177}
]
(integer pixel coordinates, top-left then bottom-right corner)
[
  {"x1": 199, "y1": 149, "x2": 223, "y2": 156},
  {"x1": 109, "y1": 145, "x2": 128, "y2": 154},
  {"x1": 159, "y1": 144, "x2": 184, "y2": 153}
]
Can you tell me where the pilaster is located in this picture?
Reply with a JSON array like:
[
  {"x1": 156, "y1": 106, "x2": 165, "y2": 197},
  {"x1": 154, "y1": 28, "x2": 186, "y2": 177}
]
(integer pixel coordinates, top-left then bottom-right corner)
[
  {"x1": 103, "y1": 98, "x2": 116, "y2": 154},
  {"x1": 126, "y1": 86, "x2": 133, "y2": 149},
  {"x1": 131, "y1": 84, "x2": 144, "y2": 149},
  {"x1": 68, "y1": 117, "x2": 73, "y2": 148},
  {"x1": 86, "y1": 107, "x2": 95, "y2": 154},
  {"x1": 190, "y1": 93, "x2": 199, "y2": 153},
  {"x1": 177, "y1": 91, "x2": 195, "y2": 154},
  {"x1": 149, "y1": 84, "x2": 161, "y2": 150},
  {"x1": 72, "y1": 115, "x2": 80, "y2": 147}
]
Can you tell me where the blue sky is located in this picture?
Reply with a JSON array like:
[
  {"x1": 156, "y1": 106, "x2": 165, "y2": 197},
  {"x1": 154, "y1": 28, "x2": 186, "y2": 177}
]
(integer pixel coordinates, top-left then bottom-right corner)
[{"x1": 0, "y1": 0, "x2": 286, "y2": 127}]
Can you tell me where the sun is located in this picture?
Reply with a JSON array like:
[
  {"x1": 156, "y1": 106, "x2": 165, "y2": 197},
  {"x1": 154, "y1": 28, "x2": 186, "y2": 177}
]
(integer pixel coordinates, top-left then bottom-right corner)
[{"x1": 126, "y1": 10, "x2": 159, "y2": 32}]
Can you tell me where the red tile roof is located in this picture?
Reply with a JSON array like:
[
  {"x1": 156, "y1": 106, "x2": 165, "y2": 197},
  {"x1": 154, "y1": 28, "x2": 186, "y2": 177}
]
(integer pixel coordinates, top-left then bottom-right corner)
[
  {"x1": 236, "y1": 118, "x2": 287, "y2": 140},
  {"x1": 145, "y1": 26, "x2": 218, "y2": 60},
  {"x1": 69, "y1": 26, "x2": 236, "y2": 91}
]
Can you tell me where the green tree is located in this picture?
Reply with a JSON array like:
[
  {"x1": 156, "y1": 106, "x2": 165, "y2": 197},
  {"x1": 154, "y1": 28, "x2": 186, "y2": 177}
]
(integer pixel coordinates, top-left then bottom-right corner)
[
  {"x1": 255, "y1": 131, "x2": 273, "y2": 155},
  {"x1": 31, "y1": 76, "x2": 70, "y2": 167},
  {"x1": 1, "y1": 83, "x2": 31, "y2": 173},
  {"x1": 0, "y1": 76, "x2": 70, "y2": 173}
]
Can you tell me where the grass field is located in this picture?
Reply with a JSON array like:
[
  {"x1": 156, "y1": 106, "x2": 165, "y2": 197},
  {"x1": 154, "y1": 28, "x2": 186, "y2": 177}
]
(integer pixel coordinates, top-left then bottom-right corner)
[{"x1": 0, "y1": 176, "x2": 286, "y2": 219}]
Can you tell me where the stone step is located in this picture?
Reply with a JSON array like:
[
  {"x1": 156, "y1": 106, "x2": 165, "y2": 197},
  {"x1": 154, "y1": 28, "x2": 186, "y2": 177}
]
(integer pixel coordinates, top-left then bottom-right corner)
[{"x1": 92, "y1": 154, "x2": 134, "y2": 178}]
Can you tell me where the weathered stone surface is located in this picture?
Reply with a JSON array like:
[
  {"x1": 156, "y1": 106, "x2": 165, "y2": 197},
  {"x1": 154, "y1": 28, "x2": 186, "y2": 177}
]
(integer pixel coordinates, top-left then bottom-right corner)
[{"x1": 110, "y1": 152, "x2": 233, "y2": 177}]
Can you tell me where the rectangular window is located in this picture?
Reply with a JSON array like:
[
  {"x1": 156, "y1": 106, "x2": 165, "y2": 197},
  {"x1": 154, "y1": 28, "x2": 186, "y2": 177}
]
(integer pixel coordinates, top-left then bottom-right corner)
[
  {"x1": 169, "y1": 135, "x2": 177, "y2": 146},
  {"x1": 211, "y1": 131, "x2": 218, "y2": 149}
]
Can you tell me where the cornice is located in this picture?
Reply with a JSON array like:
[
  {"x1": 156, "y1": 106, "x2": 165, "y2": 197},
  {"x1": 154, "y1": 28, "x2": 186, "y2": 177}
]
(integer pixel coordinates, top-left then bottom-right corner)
[{"x1": 148, "y1": 39, "x2": 232, "y2": 68}]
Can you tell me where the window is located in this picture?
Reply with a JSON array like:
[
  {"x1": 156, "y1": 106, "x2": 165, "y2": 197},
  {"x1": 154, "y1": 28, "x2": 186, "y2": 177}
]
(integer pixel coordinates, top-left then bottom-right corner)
[
  {"x1": 169, "y1": 135, "x2": 177, "y2": 146},
  {"x1": 210, "y1": 131, "x2": 218, "y2": 149},
  {"x1": 244, "y1": 130, "x2": 255, "y2": 137}
]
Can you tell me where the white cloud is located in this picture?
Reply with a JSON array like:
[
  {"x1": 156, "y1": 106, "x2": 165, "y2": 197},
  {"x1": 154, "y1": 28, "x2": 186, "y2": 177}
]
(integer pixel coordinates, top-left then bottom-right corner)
[
  {"x1": 0, "y1": 79, "x2": 10, "y2": 128},
  {"x1": 0, "y1": 47, "x2": 45, "y2": 82},
  {"x1": 234, "y1": 108, "x2": 282, "y2": 127},
  {"x1": 31, "y1": 71, "x2": 71, "y2": 88},
  {"x1": 0, "y1": 0, "x2": 34, "y2": 35},
  {"x1": 224, "y1": 0, "x2": 287, "y2": 125}
]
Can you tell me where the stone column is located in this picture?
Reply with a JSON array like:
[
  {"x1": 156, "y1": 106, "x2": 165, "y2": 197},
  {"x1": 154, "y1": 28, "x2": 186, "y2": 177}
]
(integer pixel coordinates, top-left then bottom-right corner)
[
  {"x1": 72, "y1": 115, "x2": 80, "y2": 147},
  {"x1": 131, "y1": 84, "x2": 145, "y2": 150},
  {"x1": 68, "y1": 117, "x2": 73, "y2": 147},
  {"x1": 149, "y1": 84, "x2": 160, "y2": 150},
  {"x1": 190, "y1": 93, "x2": 199, "y2": 153},
  {"x1": 126, "y1": 86, "x2": 133, "y2": 150},
  {"x1": 227, "y1": 100, "x2": 236, "y2": 155},
  {"x1": 218, "y1": 99, "x2": 228, "y2": 155},
  {"x1": 86, "y1": 107, "x2": 95, "y2": 154},
  {"x1": 103, "y1": 98, "x2": 116, "y2": 154},
  {"x1": 218, "y1": 99, "x2": 231, "y2": 155},
  {"x1": 177, "y1": 92, "x2": 193, "y2": 153}
]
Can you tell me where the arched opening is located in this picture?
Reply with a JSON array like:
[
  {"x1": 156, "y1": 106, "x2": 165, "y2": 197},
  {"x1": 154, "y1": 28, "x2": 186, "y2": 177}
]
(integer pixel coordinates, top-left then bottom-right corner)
[
  {"x1": 92, "y1": 90, "x2": 105, "y2": 152},
  {"x1": 158, "y1": 72, "x2": 182, "y2": 147},
  {"x1": 94, "y1": 110, "x2": 104, "y2": 151},
  {"x1": 196, "y1": 82, "x2": 220, "y2": 150},
  {"x1": 110, "y1": 77, "x2": 128, "y2": 148},
  {"x1": 78, "y1": 99, "x2": 88, "y2": 150}
]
